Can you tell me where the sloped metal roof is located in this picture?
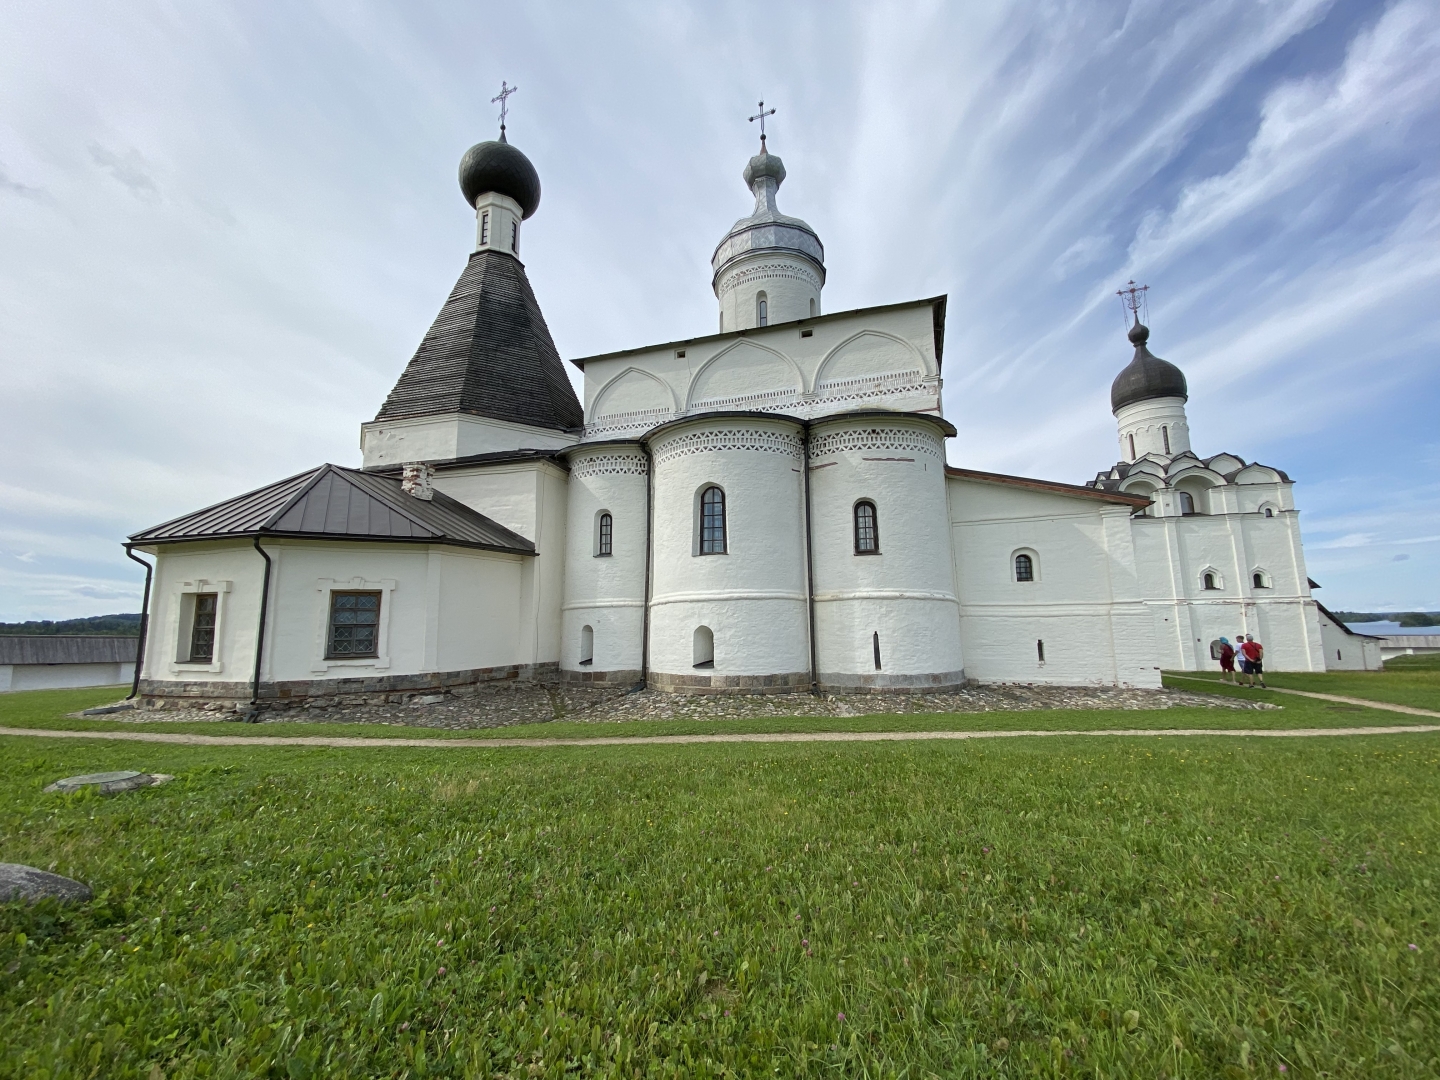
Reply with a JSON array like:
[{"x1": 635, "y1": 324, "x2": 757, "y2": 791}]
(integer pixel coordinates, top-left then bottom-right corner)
[
  {"x1": 0, "y1": 636, "x2": 138, "y2": 665},
  {"x1": 374, "y1": 249, "x2": 583, "y2": 432},
  {"x1": 129, "y1": 464, "x2": 535, "y2": 555}
]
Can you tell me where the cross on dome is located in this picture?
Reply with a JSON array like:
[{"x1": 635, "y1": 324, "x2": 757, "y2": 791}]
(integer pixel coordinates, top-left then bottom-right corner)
[
  {"x1": 492, "y1": 81, "x2": 518, "y2": 140},
  {"x1": 748, "y1": 100, "x2": 776, "y2": 148}
]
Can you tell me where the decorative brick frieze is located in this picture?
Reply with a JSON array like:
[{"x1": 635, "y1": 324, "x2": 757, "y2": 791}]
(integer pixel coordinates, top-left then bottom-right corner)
[
  {"x1": 570, "y1": 452, "x2": 649, "y2": 478},
  {"x1": 651, "y1": 426, "x2": 804, "y2": 465},
  {"x1": 809, "y1": 425, "x2": 942, "y2": 460}
]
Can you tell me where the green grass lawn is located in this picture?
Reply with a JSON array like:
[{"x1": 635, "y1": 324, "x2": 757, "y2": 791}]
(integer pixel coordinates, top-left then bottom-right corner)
[
  {"x1": 1173, "y1": 653, "x2": 1440, "y2": 714},
  {"x1": 0, "y1": 680, "x2": 1428, "y2": 746},
  {"x1": 3, "y1": 731, "x2": 1440, "y2": 1077}
]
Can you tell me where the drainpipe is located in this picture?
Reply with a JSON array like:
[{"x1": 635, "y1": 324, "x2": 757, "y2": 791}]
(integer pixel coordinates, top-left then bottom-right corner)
[
  {"x1": 802, "y1": 423, "x2": 819, "y2": 695},
  {"x1": 123, "y1": 545, "x2": 153, "y2": 701},
  {"x1": 637, "y1": 442, "x2": 654, "y2": 692},
  {"x1": 247, "y1": 535, "x2": 273, "y2": 721}
]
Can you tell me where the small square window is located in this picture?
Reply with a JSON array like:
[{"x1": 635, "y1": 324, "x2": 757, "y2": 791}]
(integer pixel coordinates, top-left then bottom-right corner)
[
  {"x1": 800, "y1": 329, "x2": 813, "y2": 338},
  {"x1": 327, "y1": 591, "x2": 381, "y2": 659},
  {"x1": 676, "y1": 349, "x2": 686, "y2": 359}
]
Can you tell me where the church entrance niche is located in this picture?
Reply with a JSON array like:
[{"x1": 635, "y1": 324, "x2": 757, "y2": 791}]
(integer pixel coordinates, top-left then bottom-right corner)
[{"x1": 693, "y1": 625, "x2": 714, "y2": 669}]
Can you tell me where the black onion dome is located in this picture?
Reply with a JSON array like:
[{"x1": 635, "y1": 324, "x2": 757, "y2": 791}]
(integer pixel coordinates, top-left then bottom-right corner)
[
  {"x1": 459, "y1": 138, "x2": 541, "y2": 219},
  {"x1": 1110, "y1": 322, "x2": 1187, "y2": 413}
]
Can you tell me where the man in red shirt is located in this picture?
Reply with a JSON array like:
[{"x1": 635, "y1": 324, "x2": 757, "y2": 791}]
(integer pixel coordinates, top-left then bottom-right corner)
[{"x1": 1240, "y1": 635, "x2": 1266, "y2": 688}]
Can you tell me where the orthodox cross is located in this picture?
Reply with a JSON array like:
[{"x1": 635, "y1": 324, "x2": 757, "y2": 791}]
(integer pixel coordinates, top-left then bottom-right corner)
[
  {"x1": 749, "y1": 100, "x2": 776, "y2": 148},
  {"x1": 1117, "y1": 279, "x2": 1149, "y2": 325},
  {"x1": 492, "y1": 81, "x2": 518, "y2": 137}
]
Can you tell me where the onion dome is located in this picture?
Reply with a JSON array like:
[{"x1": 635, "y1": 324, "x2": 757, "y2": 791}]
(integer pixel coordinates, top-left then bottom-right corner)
[
  {"x1": 458, "y1": 136, "x2": 541, "y2": 219},
  {"x1": 711, "y1": 148, "x2": 824, "y2": 287},
  {"x1": 1110, "y1": 322, "x2": 1187, "y2": 413}
]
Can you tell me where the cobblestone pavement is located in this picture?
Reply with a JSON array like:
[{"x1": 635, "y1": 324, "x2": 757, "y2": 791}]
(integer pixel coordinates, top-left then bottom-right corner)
[{"x1": 113, "y1": 681, "x2": 1274, "y2": 729}]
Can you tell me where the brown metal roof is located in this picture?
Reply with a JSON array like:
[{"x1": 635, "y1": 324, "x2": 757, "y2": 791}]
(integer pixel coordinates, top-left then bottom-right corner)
[
  {"x1": 129, "y1": 464, "x2": 535, "y2": 555},
  {"x1": 0, "y1": 636, "x2": 138, "y2": 665},
  {"x1": 946, "y1": 466, "x2": 1152, "y2": 507}
]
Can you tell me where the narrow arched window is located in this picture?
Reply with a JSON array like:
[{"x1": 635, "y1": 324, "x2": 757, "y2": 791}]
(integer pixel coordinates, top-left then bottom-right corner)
[
  {"x1": 511, "y1": 221, "x2": 519, "y2": 253},
  {"x1": 1203, "y1": 572, "x2": 1217, "y2": 590},
  {"x1": 597, "y1": 512, "x2": 613, "y2": 557},
  {"x1": 693, "y1": 625, "x2": 714, "y2": 668},
  {"x1": 809, "y1": 297, "x2": 816, "y2": 318},
  {"x1": 479, "y1": 211, "x2": 489, "y2": 245},
  {"x1": 1253, "y1": 572, "x2": 1267, "y2": 589},
  {"x1": 1127, "y1": 433, "x2": 1136, "y2": 460},
  {"x1": 1179, "y1": 491, "x2": 1196, "y2": 515},
  {"x1": 579, "y1": 625, "x2": 594, "y2": 666},
  {"x1": 872, "y1": 631, "x2": 882, "y2": 670},
  {"x1": 1162, "y1": 425, "x2": 1171, "y2": 454},
  {"x1": 1037, "y1": 639, "x2": 1045, "y2": 662},
  {"x1": 699, "y1": 486, "x2": 726, "y2": 554},
  {"x1": 854, "y1": 501, "x2": 879, "y2": 554},
  {"x1": 1264, "y1": 507, "x2": 1274, "y2": 518},
  {"x1": 757, "y1": 292, "x2": 768, "y2": 326},
  {"x1": 1015, "y1": 553, "x2": 1034, "y2": 582}
]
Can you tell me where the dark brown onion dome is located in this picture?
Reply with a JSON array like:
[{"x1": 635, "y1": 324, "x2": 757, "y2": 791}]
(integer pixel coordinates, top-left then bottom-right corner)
[
  {"x1": 1110, "y1": 322, "x2": 1187, "y2": 413},
  {"x1": 459, "y1": 137, "x2": 541, "y2": 219}
]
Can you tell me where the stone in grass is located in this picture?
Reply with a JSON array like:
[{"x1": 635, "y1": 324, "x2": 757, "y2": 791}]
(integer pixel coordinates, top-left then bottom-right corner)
[
  {"x1": 0, "y1": 863, "x2": 93, "y2": 904},
  {"x1": 43, "y1": 770, "x2": 173, "y2": 795}
]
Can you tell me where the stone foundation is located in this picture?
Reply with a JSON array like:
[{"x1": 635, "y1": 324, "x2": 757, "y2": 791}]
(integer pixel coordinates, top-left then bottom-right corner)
[
  {"x1": 560, "y1": 667, "x2": 643, "y2": 687},
  {"x1": 137, "y1": 662, "x2": 559, "y2": 712},
  {"x1": 816, "y1": 669, "x2": 969, "y2": 694},
  {"x1": 647, "y1": 670, "x2": 812, "y2": 695}
]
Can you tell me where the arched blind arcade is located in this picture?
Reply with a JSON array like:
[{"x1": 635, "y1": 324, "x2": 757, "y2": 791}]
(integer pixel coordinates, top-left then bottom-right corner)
[
  {"x1": 853, "y1": 501, "x2": 879, "y2": 554},
  {"x1": 700, "y1": 487, "x2": 726, "y2": 554}
]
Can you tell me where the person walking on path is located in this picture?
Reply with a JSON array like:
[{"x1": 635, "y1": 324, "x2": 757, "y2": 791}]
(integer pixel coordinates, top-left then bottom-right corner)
[
  {"x1": 1217, "y1": 637, "x2": 1237, "y2": 683},
  {"x1": 1240, "y1": 635, "x2": 1266, "y2": 688}
]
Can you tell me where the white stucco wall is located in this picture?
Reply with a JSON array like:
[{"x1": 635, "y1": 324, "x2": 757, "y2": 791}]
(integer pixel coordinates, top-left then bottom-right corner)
[
  {"x1": 576, "y1": 302, "x2": 942, "y2": 441},
  {"x1": 560, "y1": 445, "x2": 649, "y2": 677},
  {"x1": 138, "y1": 538, "x2": 529, "y2": 691},
  {"x1": 647, "y1": 417, "x2": 810, "y2": 680},
  {"x1": 1115, "y1": 397, "x2": 1191, "y2": 462},
  {"x1": 360, "y1": 413, "x2": 576, "y2": 470},
  {"x1": 948, "y1": 477, "x2": 1162, "y2": 687},
  {"x1": 1315, "y1": 608, "x2": 1384, "y2": 671},
  {"x1": 430, "y1": 459, "x2": 570, "y2": 668},
  {"x1": 0, "y1": 662, "x2": 134, "y2": 692},
  {"x1": 808, "y1": 417, "x2": 963, "y2": 686},
  {"x1": 1129, "y1": 495, "x2": 1325, "y2": 672},
  {"x1": 716, "y1": 251, "x2": 822, "y2": 333}
]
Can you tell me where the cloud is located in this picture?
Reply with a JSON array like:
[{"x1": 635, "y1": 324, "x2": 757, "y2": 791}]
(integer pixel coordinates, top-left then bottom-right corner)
[
  {"x1": 0, "y1": 163, "x2": 42, "y2": 198},
  {"x1": 88, "y1": 143, "x2": 160, "y2": 198},
  {"x1": 13, "y1": 551, "x2": 37, "y2": 563}
]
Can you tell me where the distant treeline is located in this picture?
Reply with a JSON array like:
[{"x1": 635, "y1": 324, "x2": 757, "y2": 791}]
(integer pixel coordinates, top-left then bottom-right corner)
[
  {"x1": 0, "y1": 613, "x2": 142, "y2": 636},
  {"x1": 1335, "y1": 611, "x2": 1440, "y2": 628}
]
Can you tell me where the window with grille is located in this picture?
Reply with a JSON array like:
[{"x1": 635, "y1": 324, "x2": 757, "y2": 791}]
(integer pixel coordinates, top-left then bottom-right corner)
[
  {"x1": 480, "y1": 211, "x2": 489, "y2": 245},
  {"x1": 699, "y1": 486, "x2": 726, "y2": 554},
  {"x1": 854, "y1": 501, "x2": 879, "y2": 554},
  {"x1": 327, "y1": 591, "x2": 381, "y2": 659},
  {"x1": 188, "y1": 593, "x2": 217, "y2": 663},
  {"x1": 597, "y1": 512, "x2": 613, "y2": 556},
  {"x1": 1015, "y1": 553, "x2": 1034, "y2": 582}
]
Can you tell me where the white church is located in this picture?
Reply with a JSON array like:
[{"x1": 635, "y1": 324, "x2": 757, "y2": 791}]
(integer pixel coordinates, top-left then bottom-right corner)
[{"x1": 124, "y1": 122, "x2": 1380, "y2": 709}]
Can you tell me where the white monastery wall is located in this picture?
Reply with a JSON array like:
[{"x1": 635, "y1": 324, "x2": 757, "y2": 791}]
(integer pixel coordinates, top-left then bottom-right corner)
[
  {"x1": 559, "y1": 445, "x2": 649, "y2": 681},
  {"x1": 948, "y1": 479, "x2": 1162, "y2": 687},
  {"x1": 141, "y1": 539, "x2": 528, "y2": 691},
  {"x1": 0, "y1": 662, "x2": 135, "y2": 692},
  {"x1": 1315, "y1": 608, "x2": 1384, "y2": 671},
  {"x1": 360, "y1": 413, "x2": 576, "y2": 470},
  {"x1": 647, "y1": 417, "x2": 809, "y2": 688},
  {"x1": 808, "y1": 417, "x2": 963, "y2": 688},
  {"x1": 432, "y1": 460, "x2": 569, "y2": 668},
  {"x1": 579, "y1": 303, "x2": 942, "y2": 440}
]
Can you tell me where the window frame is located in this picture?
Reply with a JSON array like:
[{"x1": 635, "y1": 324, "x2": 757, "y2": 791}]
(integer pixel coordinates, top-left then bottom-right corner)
[
  {"x1": 697, "y1": 485, "x2": 727, "y2": 555},
  {"x1": 511, "y1": 220, "x2": 518, "y2": 253},
  {"x1": 479, "y1": 210, "x2": 489, "y2": 245},
  {"x1": 187, "y1": 592, "x2": 219, "y2": 663},
  {"x1": 756, "y1": 291, "x2": 768, "y2": 327},
  {"x1": 595, "y1": 511, "x2": 613, "y2": 557},
  {"x1": 1012, "y1": 549, "x2": 1039, "y2": 583},
  {"x1": 326, "y1": 590, "x2": 383, "y2": 660},
  {"x1": 853, "y1": 500, "x2": 880, "y2": 555},
  {"x1": 170, "y1": 579, "x2": 231, "y2": 673}
]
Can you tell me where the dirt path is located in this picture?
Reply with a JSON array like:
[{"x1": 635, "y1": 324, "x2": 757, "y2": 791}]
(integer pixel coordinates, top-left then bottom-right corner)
[
  {"x1": 2, "y1": 723, "x2": 1437, "y2": 750},
  {"x1": 1162, "y1": 674, "x2": 1440, "y2": 719}
]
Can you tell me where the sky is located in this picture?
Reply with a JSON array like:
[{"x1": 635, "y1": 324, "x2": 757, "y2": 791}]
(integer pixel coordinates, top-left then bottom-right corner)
[{"x1": 1, "y1": 0, "x2": 1437, "y2": 621}]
